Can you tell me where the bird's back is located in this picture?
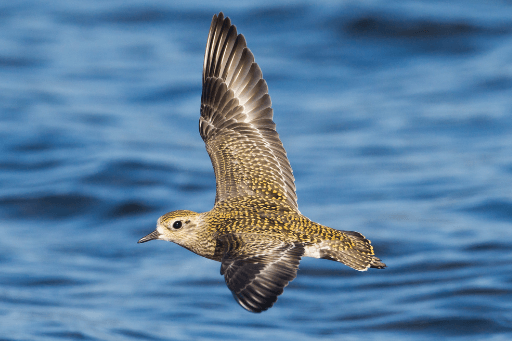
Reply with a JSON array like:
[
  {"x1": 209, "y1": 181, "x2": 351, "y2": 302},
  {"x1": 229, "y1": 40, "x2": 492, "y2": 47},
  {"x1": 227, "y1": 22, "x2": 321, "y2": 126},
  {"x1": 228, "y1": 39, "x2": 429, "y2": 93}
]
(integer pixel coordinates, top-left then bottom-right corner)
[{"x1": 205, "y1": 196, "x2": 385, "y2": 271}]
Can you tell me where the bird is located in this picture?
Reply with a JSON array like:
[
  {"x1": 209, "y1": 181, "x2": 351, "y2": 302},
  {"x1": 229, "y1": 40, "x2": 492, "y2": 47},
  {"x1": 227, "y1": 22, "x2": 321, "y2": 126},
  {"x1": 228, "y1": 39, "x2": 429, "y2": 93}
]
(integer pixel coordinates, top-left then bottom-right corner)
[{"x1": 138, "y1": 12, "x2": 386, "y2": 313}]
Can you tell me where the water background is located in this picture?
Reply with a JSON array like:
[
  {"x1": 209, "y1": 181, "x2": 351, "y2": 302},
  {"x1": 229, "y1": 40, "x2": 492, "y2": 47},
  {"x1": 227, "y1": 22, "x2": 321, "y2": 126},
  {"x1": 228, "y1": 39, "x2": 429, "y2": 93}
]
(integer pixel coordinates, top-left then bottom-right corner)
[{"x1": 1, "y1": 1, "x2": 512, "y2": 340}]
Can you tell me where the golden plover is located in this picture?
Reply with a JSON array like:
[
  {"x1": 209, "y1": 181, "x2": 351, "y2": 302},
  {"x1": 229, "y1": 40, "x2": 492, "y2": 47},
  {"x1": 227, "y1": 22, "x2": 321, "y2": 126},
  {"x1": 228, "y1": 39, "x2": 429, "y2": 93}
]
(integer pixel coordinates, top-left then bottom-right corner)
[{"x1": 139, "y1": 12, "x2": 386, "y2": 313}]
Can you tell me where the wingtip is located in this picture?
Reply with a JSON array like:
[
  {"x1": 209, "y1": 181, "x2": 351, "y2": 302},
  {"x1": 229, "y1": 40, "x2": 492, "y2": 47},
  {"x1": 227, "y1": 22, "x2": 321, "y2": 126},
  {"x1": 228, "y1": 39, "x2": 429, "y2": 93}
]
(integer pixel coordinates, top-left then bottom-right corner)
[
  {"x1": 233, "y1": 292, "x2": 269, "y2": 313},
  {"x1": 212, "y1": 12, "x2": 226, "y2": 26}
]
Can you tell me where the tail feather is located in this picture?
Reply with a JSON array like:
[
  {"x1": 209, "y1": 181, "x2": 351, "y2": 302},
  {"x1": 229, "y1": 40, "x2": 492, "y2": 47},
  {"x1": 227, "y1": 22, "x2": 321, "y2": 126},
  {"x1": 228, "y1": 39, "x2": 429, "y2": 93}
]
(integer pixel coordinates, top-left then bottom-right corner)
[
  {"x1": 370, "y1": 256, "x2": 386, "y2": 269},
  {"x1": 316, "y1": 230, "x2": 386, "y2": 271}
]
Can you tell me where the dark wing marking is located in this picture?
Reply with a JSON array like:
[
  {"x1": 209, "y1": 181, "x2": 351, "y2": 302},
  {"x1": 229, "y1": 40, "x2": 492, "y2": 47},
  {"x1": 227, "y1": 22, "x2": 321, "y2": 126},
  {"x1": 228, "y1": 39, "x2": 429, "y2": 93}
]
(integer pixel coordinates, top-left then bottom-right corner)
[
  {"x1": 200, "y1": 12, "x2": 299, "y2": 212},
  {"x1": 219, "y1": 234, "x2": 304, "y2": 313}
]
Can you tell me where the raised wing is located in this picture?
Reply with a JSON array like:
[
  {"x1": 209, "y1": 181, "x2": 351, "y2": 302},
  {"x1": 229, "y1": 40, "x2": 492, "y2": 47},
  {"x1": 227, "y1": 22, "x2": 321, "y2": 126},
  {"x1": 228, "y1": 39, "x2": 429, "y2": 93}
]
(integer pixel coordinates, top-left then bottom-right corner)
[
  {"x1": 200, "y1": 12, "x2": 299, "y2": 212},
  {"x1": 219, "y1": 234, "x2": 304, "y2": 313}
]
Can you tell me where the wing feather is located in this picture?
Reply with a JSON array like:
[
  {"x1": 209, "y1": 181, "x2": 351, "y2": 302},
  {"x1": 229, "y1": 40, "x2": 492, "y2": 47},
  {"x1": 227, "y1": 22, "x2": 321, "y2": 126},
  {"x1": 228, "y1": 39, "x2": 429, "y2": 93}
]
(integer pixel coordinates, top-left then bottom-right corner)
[
  {"x1": 219, "y1": 234, "x2": 304, "y2": 313},
  {"x1": 200, "y1": 12, "x2": 299, "y2": 211}
]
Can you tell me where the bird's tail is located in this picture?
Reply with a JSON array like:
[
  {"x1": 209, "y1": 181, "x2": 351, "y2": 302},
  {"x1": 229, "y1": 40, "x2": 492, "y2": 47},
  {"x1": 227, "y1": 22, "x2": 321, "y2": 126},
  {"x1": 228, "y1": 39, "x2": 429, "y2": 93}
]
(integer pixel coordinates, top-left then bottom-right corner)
[{"x1": 317, "y1": 230, "x2": 386, "y2": 271}]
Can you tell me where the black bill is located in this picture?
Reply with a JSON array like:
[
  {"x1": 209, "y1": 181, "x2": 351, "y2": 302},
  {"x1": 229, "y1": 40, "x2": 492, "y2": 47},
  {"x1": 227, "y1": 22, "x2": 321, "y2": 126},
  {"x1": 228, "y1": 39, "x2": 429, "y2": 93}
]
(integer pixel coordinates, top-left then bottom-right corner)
[{"x1": 138, "y1": 230, "x2": 161, "y2": 243}]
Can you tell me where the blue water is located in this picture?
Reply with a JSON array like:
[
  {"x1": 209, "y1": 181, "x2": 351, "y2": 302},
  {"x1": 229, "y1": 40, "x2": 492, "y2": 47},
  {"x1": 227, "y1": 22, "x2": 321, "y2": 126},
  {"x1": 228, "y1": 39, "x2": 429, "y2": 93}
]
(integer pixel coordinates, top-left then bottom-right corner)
[{"x1": 1, "y1": 1, "x2": 512, "y2": 340}]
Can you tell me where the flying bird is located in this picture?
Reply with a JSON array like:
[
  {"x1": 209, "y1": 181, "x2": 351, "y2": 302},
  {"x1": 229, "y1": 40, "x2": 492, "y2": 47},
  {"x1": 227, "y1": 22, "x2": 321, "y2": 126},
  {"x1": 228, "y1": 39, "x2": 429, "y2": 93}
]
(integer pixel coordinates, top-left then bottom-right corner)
[{"x1": 139, "y1": 12, "x2": 386, "y2": 313}]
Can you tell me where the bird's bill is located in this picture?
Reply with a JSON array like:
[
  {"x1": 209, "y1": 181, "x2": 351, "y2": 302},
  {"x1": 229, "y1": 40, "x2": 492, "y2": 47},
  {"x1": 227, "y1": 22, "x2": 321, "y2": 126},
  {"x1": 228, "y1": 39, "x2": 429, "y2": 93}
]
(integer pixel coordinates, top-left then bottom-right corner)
[{"x1": 138, "y1": 230, "x2": 161, "y2": 243}]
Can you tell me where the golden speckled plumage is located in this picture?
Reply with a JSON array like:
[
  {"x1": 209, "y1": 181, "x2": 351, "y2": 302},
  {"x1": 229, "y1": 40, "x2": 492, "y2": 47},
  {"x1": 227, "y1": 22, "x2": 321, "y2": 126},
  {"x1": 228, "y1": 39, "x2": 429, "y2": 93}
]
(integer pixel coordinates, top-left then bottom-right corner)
[{"x1": 138, "y1": 12, "x2": 385, "y2": 313}]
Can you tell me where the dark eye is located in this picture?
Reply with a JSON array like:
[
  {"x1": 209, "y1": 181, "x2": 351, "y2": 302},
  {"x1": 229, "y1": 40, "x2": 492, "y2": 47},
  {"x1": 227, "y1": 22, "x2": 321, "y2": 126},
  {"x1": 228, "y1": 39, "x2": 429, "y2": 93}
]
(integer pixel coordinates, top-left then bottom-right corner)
[{"x1": 172, "y1": 221, "x2": 182, "y2": 229}]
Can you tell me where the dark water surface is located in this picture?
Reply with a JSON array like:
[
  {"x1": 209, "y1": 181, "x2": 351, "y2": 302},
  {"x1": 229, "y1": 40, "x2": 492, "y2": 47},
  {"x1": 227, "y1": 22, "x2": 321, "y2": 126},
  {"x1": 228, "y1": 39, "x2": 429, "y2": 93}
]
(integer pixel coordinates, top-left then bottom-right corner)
[{"x1": 2, "y1": 1, "x2": 512, "y2": 340}]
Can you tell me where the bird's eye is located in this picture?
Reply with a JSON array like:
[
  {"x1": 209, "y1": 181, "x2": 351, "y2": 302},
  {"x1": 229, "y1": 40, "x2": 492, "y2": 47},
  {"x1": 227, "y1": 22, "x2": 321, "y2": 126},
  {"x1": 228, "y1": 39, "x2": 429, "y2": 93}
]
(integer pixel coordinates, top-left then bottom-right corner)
[{"x1": 172, "y1": 221, "x2": 182, "y2": 229}]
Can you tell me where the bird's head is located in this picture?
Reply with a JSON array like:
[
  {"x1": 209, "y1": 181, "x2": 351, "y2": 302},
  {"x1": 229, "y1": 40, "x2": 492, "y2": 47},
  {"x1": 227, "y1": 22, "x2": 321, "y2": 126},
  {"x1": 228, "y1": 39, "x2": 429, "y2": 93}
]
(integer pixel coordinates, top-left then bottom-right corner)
[{"x1": 138, "y1": 210, "x2": 205, "y2": 253}]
